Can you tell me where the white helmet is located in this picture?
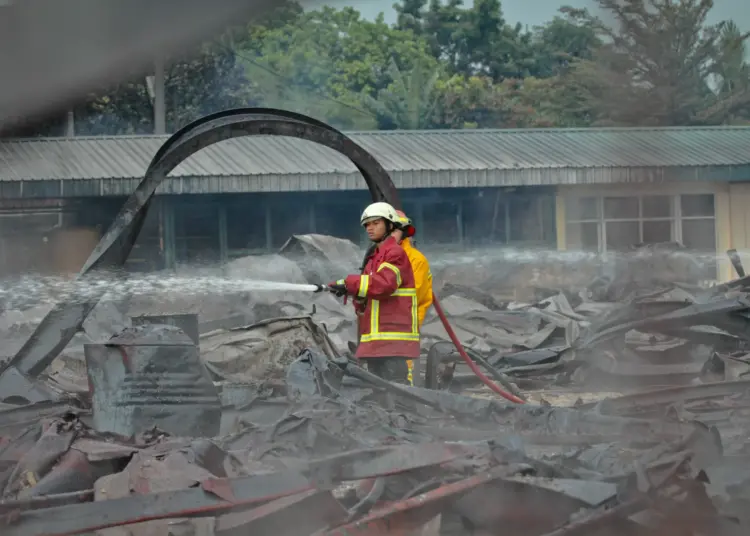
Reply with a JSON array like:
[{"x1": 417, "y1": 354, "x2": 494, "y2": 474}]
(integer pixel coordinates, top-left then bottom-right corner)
[{"x1": 360, "y1": 202, "x2": 400, "y2": 227}]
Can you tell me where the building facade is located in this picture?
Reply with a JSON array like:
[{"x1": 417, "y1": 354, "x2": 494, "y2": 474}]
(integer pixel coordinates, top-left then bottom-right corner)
[{"x1": 0, "y1": 127, "x2": 749, "y2": 281}]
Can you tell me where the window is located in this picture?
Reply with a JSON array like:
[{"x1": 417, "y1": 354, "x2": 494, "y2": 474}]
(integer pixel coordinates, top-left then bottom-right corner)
[{"x1": 565, "y1": 194, "x2": 716, "y2": 277}]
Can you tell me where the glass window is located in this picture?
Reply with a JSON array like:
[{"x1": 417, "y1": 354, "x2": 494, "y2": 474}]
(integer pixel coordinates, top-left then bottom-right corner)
[
  {"x1": 567, "y1": 222, "x2": 598, "y2": 250},
  {"x1": 642, "y1": 196, "x2": 672, "y2": 218},
  {"x1": 567, "y1": 197, "x2": 598, "y2": 220},
  {"x1": 604, "y1": 197, "x2": 639, "y2": 219},
  {"x1": 682, "y1": 219, "x2": 716, "y2": 251},
  {"x1": 681, "y1": 194, "x2": 714, "y2": 217},
  {"x1": 643, "y1": 220, "x2": 672, "y2": 243},
  {"x1": 606, "y1": 221, "x2": 640, "y2": 250}
]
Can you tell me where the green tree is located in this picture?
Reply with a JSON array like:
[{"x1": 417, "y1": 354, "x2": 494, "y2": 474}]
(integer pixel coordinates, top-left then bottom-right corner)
[
  {"x1": 363, "y1": 58, "x2": 441, "y2": 129},
  {"x1": 394, "y1": 0, "x2": 428, "y2": 34},
  {"x1": 239, "y1": 7, "x2": 438, "y2": 129},
  {"x1": 567, "y1": 0, "x2": 750, "y2": 126},
  {"x1": 531, "y1": 14, "x2": 601, "y2": 77},
  {"x1": 414, "y1": 0, "x2": 536, "y2": 81},
  {"x1": 514, "y1": 76, "x2": 596, "y2": 127}
]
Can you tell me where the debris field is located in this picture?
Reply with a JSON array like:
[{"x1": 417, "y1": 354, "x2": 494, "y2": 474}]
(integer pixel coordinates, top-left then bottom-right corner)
[{"x1": 1, "y1": 236, "x2": 750, "y2": 536}]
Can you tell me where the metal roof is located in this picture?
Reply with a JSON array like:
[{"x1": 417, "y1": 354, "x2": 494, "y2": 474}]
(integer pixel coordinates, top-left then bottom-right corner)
[{"x1": 1, "y1": 126, "x2": 749, "y2": 197}]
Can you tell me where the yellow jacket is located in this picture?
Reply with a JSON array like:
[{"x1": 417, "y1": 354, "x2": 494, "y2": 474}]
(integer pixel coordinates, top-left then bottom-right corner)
[{"x1": 401, "y1": 238, "x2": 433, "y2": 327}]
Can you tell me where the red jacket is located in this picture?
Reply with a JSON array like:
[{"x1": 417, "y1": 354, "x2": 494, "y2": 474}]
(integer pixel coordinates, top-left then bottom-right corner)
[{"x1": 344, "y1": 236, "x2": 420, "y2": 359}]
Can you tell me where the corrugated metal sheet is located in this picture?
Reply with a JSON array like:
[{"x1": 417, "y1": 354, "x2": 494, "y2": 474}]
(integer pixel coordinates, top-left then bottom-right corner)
[{"x1": 1, "y1": 127, "x2": 750, "y2": 194}]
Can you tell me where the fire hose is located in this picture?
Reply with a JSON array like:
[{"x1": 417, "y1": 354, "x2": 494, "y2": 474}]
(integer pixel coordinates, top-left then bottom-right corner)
[
  {"x1": 317, "y1": 284, "x2": 525, "y2": 404},
  {"x1": 431, "y1": 295, "x2": 526, "y2": 404}
]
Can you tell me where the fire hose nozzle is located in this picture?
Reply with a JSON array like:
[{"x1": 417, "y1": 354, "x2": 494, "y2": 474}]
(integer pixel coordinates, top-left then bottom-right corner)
[{"x1": 313, "y1": 284, "x2": 330, "y2": 293}]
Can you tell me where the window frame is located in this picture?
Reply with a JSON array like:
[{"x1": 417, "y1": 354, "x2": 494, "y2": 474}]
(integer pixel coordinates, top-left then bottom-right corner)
[{"x1": 565, "y1": 194, "x2": 716, "y2": 254}]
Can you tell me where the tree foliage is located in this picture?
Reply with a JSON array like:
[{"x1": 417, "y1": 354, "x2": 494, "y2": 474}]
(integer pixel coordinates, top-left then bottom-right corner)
[
  {"x1": 20, "y1": 0, "x2": 749, "y2": 136},
  {"x1": 565, "y1": 0, "x2": 750, "y2": 126}
]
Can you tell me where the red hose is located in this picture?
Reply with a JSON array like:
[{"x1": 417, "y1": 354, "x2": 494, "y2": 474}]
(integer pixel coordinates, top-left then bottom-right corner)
[{"x1": 431, "y1": 295, "x2": 525, "y2": 404}]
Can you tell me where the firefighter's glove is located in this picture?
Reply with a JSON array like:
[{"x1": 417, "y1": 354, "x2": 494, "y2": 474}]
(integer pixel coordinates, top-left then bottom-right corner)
[{"x1": 327, "y1": 280, "x2": 348, "y2": 298}]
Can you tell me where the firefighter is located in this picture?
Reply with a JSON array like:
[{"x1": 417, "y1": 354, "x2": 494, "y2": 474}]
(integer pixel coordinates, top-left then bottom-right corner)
[
  {"x1": 392, "y1": 210, "x2": 433, "y2": 386},
  {"x1": 328, "y1": 202, "x2": 419, "y2": 384}
]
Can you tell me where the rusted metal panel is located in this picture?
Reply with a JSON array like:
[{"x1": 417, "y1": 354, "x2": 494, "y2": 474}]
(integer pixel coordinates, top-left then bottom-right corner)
[
  {"x1": 215, "y1": 489, "x2": 347, "y2": 536},
  {"x1": 1, "y1": 444, "x2": 462, "y2": 536},
  {"x1": 84, "y1": 324, "x2": 221, "y2": 438},
  {"x1": 325, "y1": 470, "x2": 507, "y2": 536}
]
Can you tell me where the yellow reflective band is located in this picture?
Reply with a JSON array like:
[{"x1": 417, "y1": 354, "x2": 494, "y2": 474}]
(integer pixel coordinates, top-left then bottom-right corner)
[
  {"x1": 411, "y1": 294, "x2": 418, "y2": 334},
  {"x1": 427, "y1": 270, "x2": 433, "y2": 281},
  {"x1": 361, "y1": 289, "x2": 420, "y2": 343},
  {"x1": 358, "y1": 275, "x2": 370, "y2": 298},
  {"x1": 371, "y1": 299, "x2": 379, "y2": 335},
  {"x1": 378, "y1": 262, "x2": 402, "y2": 286},
  {"x1": 360, "y1": 333, "x2": 420, "y2": 342},
  {"x1": 392, "y1": 288, "x2": 416, "y2": 296},
  {"x1": 336, "y1": 279, "x2": 345, "y2": 285}
]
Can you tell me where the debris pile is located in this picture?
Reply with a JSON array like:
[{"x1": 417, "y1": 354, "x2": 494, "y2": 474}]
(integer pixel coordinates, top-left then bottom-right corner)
[
  {"x1": 425, "y1": 243, "x2": 750, "y2": 393},
  {"x1": 0, "y1": 343, "x2": 748, "y2": 535},
  {"x1": 1, "y1": 236, "x2": 750, "y2": 535}
]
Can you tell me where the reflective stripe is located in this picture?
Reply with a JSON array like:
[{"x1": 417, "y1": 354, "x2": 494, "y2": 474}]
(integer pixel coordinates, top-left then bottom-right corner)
[
  {"x1": 392, "y1": 289, "x2": 416, "y2": 296},
  {"x1": 360, "y1": 333, "x2": 420, "y2": 342},
  {"x1": 358, "y1": 275, "x2": 370, "y2": 298},
  {"x1": 361, "y1": 286, "x2": 420, "y2": 343},
  {"x1": 426, "y1": 270, "x2": 433, "y2": 281},
  {"x1": 378, "y1": 262, "x2": 402, "y2": 286}
]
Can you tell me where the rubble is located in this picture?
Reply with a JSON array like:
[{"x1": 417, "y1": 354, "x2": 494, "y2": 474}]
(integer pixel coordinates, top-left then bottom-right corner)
[{"x1": 2, "y1": 235, "x2": 750, "y2": 535}]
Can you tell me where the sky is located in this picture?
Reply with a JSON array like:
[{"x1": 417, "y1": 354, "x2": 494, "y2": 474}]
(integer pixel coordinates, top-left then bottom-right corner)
[{"x1": 306, "y1": 0, "x2": 748, "y2": 31}]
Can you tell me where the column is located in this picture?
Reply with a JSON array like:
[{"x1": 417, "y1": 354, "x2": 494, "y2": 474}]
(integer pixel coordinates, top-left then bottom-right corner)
[
  {"x1": 218, "y1": 204, "x2": 228, "y2": 264},
  {"x1": 456, "y1": 200, "x2": 464, "y2": 246},
  {"x1": 555, "y1": 189, "x2": 566, "y2": 251},
  {"x1": 308, "y1": 203, "x2": 317, "y2": 234},
  {"x1": 264, "y1": 203, "x2": 273, "y2": 251},
  {"x1": 162, "y1": 199, "x2": 176, "y2": 270}
]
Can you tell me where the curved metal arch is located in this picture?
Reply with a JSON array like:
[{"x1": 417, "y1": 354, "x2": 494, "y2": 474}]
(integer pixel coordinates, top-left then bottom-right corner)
[{"x1": 4, "y1": 109, "x2": 401, "y2": 389}]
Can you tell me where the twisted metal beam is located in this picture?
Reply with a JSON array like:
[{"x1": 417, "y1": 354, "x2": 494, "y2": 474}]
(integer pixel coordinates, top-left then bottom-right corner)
[{"x1": 0, "y1": 108, "x2": 400, "y2": 401}]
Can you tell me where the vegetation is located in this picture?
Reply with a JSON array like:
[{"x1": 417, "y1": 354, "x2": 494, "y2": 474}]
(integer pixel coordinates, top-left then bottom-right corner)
[{"x1": 25, "y1": 0, "x2": 750, "y2": 135}]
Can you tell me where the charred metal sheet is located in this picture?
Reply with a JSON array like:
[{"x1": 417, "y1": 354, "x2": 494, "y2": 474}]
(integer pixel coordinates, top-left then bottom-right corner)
[
  {"x1": 324, "y1": 469, "x2": 508, "y2": 536},
  {"x1": 215, "y1": 489, "x2": 347, "y2": 536},
  {"x1": 728, "y1": 249, "x2": 746, "y2": 278},
  {"x1": 2, "y1": 468, "x2": 314, "y2": 536},
  {"x1": 585, "y1": 379, "x2": 750, "y2": 416},
  {"x1": 579, "y1": 295, "x2": 750, "y2": 349},
  {"x1": 0, "y1": 108, "x2": 401, "y2": 403},
  {"x1": 84, "y1": 324, "x2": 221, "y2": 438},
  {"x1": 452, "y1": 477, "x2": 616, "y2": 534},
  {"x1": 0, "y1": 489, "x2": 93, "y2": 514},
  {"x1": 131, "y1": 313, "x2": 200, "y2": 346},
  {"x1": 501, "y1": 477, "x2": 617, "y2": 507},
  {"x1": 3, "y1": 418, "x2": 77, "y2": 498},
  {"x1": 1, "y1": 444, "x2": 460, "y2": 536}
]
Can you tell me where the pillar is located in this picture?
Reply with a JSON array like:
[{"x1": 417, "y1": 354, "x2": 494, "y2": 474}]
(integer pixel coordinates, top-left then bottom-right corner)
[
  {"x1": 162, "y1": 199, "x2": 176, "y2": 270},
  {"x1": 456, "y1": 200, "x2": 464, "y2": 246},
  {"x1": 555, "y1": 189, "x2": 566, "y2": 251},
  {"x1": 218, "y1": 204, "x2": 228, "y2": 264},
  {"x1": 308, "y1": 203, "x2": 317, "y2": 234},
  {"x1": 264, "y1": 203, "x2": 273, "y2": 251}
]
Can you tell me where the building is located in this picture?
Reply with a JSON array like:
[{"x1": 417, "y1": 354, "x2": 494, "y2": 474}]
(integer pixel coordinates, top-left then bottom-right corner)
[{"x1": 1, "y1": 126, "x2": 749, "y2": 280}]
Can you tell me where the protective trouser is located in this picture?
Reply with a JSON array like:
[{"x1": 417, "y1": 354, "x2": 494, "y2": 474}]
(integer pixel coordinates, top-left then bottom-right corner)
[{"x1": 363, "y1": 357, "x2": 410, "y2": 385}]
